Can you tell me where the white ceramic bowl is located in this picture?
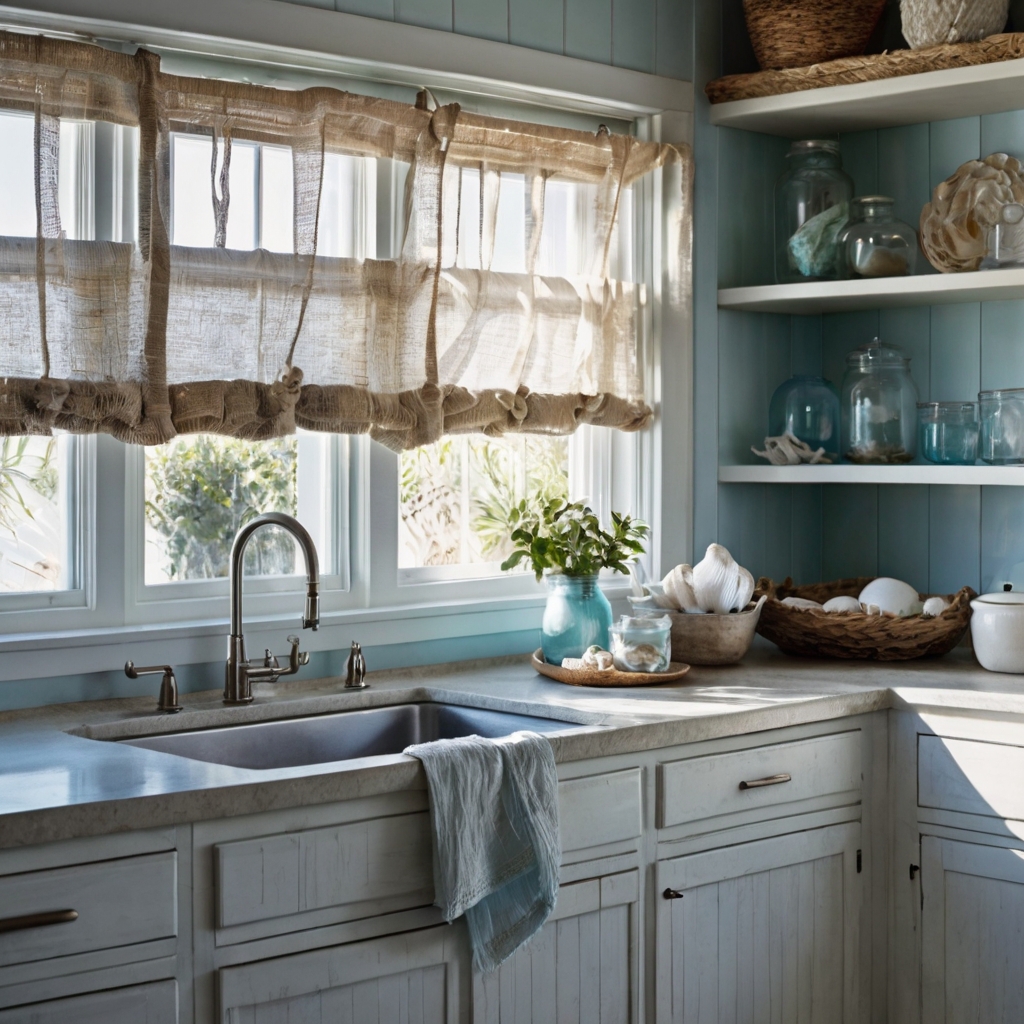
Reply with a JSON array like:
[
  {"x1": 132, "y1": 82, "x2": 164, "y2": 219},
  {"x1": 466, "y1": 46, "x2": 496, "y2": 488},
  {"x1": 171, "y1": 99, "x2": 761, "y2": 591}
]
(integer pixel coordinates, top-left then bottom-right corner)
[{"x1": 970, "y1": 593, "x2": 1024, "y2": 674}]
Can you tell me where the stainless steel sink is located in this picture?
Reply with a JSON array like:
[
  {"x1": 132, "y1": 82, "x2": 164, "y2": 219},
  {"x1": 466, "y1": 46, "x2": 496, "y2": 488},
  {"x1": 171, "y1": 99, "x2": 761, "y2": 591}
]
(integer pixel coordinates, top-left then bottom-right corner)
[{"x1": 120, "y1": 703, "x2": 577, "y2": 770}]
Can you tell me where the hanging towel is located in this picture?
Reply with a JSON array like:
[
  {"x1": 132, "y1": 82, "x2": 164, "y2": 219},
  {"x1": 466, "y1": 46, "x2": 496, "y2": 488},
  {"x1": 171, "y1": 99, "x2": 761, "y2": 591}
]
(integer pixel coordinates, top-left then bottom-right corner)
[{"x1": 404, "y1": 730, "x2": 560, "y2": 973}]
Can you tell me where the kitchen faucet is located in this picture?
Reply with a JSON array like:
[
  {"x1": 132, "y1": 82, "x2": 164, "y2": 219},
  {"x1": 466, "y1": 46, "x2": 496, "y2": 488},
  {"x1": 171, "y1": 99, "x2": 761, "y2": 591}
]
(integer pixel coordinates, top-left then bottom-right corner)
[{"x1": 224, "y1": 512, "x2": 320, "y2": 705}]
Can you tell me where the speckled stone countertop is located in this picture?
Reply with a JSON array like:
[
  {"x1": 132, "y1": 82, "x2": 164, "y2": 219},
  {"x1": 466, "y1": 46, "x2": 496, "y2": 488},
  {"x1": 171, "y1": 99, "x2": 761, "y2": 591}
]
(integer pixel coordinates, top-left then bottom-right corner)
[{"x1": 1, "y1": 639, "x2": 1022, "y2": 849}]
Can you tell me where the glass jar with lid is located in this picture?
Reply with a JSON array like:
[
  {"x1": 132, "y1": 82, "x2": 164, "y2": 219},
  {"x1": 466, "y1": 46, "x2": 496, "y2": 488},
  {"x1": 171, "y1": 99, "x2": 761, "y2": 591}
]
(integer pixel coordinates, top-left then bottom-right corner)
[
  {"x1": 836, "y1": 196, "x2": 918, "y2": 278},
  {"x1": 768, "y1": 375, "x2": 841, "y2": 458},
  {"x1": 774, "y1": 140, "x2": 854, "y2": 284},
  {"x1": 841, "y1": 338, "x2": 919, "y2": 463}
]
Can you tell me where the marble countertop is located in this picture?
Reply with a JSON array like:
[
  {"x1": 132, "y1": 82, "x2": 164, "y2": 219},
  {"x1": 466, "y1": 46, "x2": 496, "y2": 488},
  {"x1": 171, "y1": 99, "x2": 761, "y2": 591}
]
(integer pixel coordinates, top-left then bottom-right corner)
[{"x1": 2, "y1": 639, "x2": 1024, "y2": 849}]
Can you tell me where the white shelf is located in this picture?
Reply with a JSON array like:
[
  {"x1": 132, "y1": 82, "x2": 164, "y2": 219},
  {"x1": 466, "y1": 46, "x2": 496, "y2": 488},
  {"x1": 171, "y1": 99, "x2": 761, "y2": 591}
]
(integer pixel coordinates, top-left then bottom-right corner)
[
  {"x1": 709, "y1": 58, "x2": 1024, "y2": 136},
  {"x1": 718, "y1": 268, "x2": 1024, "y2": 314},
  {"x1": 719, "y1": 464, "x2": 1024, "y2": 486}
]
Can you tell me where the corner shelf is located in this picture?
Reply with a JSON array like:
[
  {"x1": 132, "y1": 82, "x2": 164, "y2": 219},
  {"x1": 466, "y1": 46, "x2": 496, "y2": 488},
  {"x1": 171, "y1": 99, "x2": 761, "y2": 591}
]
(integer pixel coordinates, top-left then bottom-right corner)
[
  {"x1": 708, "y1": 57, "x2": 1024, "y2": 136},
  {"x1": 719, "y1": 464, "x2": 1024, "y2": 486},
  {"x1": 718, "y1": 268, "x2": 1024, "y2": 315}
]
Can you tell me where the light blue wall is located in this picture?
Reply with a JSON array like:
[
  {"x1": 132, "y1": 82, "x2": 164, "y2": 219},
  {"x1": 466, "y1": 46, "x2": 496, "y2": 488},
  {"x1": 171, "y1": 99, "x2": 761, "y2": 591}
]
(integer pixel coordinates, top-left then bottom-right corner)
[
  {"x1": 281, "y1": 0, "x2": 693, "y2": 77},
  {"x1": 1, "y1": 0, "x2": 694, "y2": 712},
  {"x1": 708, "y1": 111, "x2": 1024, "y2": 599}
]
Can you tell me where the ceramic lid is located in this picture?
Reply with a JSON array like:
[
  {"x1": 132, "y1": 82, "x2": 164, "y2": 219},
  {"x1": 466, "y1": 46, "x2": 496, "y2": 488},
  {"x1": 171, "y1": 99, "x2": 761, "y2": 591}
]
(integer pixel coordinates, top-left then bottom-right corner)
[{"x1": 973, "y1": 592, "x2": 1024, "y2": 605}]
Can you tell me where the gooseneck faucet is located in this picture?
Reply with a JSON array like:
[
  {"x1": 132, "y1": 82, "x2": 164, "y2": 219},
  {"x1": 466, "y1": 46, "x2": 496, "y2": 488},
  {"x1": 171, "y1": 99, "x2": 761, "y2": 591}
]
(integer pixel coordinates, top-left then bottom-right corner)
[{"x1": 224, "y1": 512, "x2": 320, "y2": 705}]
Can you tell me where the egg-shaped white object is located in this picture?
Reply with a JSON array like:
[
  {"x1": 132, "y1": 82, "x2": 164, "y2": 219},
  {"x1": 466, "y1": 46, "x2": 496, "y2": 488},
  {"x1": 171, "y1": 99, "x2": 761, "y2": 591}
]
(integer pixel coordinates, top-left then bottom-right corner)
[
  {"x1": 922, "y1": 596, "x2": 949, "y2": 617},
  {"x1": 823, "y1": 595, "x2": 862, "y2": 613},
  {"x1": 858, "y1": 578, "x2": 923, "y2": 617},
  {"x1": 781, "y1": 596, "x2": 824, "y2": 610}
]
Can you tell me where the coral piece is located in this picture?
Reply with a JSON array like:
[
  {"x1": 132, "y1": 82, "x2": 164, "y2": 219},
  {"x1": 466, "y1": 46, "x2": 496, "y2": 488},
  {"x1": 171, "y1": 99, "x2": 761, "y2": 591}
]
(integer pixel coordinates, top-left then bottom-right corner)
[
  {"x1": 921, "y1": 153, "x2": 1024, "y2": 272},
  {"x1": 752, "y1": 432, "x2": 833, "y2": 465},
  {"x1": 901, "y1": 0, "x2": 1008, "y2": 50}
]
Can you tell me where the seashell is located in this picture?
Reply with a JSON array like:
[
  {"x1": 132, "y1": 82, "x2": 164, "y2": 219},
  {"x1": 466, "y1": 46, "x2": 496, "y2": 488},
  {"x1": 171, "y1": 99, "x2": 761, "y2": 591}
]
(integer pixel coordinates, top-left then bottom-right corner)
[
  {"x1": 581, "y1": 646, "x2": 614, "y2": 671},
  {"x1": 921, "y1": 153, "x2": 1024, "y2": 272},
  {"x1": 900, "y1": 0, "x2": 1008, "y2": 50},
  {"x1": 691, "y1": 544, "x2": 756, "y2": 614},
  {"x1": 782, "y1": 596, "x2": 825, "y2": 610},
  {"x1": 823, "y1": 595, "x2": 863, "y2": 613},
  {"x1": 922, "y1": 596, "x2": 950, "y2": 617},
  {"x1": 752, "y1": 432, "x2": 832, "y2": 466},
  {"x1": 858, "y1": 578, "x2": 924, "y2": 617},
  {"x1": 662, "y1": 564, "x2": 701, "y2": 612}
]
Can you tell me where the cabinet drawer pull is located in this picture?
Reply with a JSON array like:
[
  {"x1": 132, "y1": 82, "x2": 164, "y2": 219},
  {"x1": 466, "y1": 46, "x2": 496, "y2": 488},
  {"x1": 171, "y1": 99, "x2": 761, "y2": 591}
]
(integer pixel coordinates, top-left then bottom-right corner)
[
  {"x1": 663, "y1": 888, "x2": 685, "y2": 900},
  {"x1": 739, "y1": 773, "x2": 792, "y2": 790},
  {"x1": 0, "y1": 909, "x2": 78, "y2": 934}
]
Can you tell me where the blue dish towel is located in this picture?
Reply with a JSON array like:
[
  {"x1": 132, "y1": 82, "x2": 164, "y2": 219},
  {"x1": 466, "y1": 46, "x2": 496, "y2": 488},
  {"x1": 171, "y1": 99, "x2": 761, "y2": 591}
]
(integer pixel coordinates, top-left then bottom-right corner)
[{"x1": 404, "y1": 730, "x2": 560, "y2": 973}]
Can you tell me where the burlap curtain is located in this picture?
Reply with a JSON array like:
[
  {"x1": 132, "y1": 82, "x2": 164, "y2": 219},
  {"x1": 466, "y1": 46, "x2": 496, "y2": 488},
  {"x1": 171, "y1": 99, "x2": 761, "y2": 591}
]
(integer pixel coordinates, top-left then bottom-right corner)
[{"x1": 0, "y1": 31, "x2": 692, "y2": 451}]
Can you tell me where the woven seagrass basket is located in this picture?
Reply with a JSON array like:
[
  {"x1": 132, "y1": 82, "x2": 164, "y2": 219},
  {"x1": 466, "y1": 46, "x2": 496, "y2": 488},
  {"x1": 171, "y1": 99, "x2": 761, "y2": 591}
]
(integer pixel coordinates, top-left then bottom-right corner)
[
  {"x1": 754, "y1": 576, "x2": 976, "y2": 660},
  {"x1": 743, "y1": 0, "x2": 888, "y2": 70}
]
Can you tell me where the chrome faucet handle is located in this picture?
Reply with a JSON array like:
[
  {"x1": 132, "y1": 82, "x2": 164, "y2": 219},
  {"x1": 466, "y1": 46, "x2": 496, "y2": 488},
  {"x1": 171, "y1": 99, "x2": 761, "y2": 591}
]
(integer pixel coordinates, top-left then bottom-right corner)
[
  {"x1": 124, "y1": 661, "x2": 183, "y2": 714},
  {"x1": 258, "y1": 635, "x2": 310, "y2": 683}
]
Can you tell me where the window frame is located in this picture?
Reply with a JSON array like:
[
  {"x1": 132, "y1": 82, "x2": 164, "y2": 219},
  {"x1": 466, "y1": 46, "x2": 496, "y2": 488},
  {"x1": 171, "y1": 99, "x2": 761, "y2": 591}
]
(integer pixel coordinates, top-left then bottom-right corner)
[{"x1": 0, "y1": 18, "x2": 687, "y2": 680}]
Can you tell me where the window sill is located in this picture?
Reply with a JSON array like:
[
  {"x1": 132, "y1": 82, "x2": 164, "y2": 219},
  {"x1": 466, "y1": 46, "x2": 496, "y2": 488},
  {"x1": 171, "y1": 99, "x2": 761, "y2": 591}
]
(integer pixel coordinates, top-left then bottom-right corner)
[{"x1": 0, "y1": 582, "x2": 634, "y2": 682}]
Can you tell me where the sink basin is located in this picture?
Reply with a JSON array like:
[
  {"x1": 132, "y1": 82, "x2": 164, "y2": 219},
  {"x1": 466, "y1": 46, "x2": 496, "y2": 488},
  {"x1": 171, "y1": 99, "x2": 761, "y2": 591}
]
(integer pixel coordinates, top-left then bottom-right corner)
[{"x1": 120, "y1": 703, "x2": 577, "y2": 770}]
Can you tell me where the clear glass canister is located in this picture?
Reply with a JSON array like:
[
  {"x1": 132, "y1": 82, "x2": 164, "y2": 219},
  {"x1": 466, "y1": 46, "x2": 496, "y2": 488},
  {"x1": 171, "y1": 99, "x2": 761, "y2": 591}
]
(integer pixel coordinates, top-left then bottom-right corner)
[
  {"x1": 608, "y1": 615, "x2": 672, "y2": 673},
  {"x1": 768, "y1": 375, "x2": 841, "y2": 457},
  {"x1": 918, "y1": 402, "x2": 979, "y2": 465},
  {"x1": 775, "y1": 140, "x2": 854, "y2": 284},
  {"x1": 979, "y1": 389, "x2": 1024, "y2": 465},
  {"x1": 841, "y1": 338, "x2": 919, "y2": 463},
  {"x1": 837, "y1": 196, "x2": 917, "y2": 278}
]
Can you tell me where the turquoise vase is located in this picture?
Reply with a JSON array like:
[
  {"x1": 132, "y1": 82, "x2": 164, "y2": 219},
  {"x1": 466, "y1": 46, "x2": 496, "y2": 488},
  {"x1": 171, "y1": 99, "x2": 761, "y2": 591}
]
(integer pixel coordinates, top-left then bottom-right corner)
[{"x1": 541, "y1": 573, "x2": 613, "y2": 665}]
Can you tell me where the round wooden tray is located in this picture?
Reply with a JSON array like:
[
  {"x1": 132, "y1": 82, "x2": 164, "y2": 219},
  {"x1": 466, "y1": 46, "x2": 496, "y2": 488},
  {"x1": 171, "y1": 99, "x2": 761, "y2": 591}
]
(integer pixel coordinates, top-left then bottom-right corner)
[{"x1": 531, "y1": 649, "x2": 691, "y2": 687}]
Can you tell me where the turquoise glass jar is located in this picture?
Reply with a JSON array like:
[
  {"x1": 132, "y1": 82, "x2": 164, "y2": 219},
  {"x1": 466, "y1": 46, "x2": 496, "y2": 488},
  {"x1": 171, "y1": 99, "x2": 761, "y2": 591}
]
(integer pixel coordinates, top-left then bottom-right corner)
[
  {"x1": 768, "y1": 375, "x2": 841, "y2": 457},
  {"x1": 541, "y1": 574, "x2": 613, "y2": 665}
]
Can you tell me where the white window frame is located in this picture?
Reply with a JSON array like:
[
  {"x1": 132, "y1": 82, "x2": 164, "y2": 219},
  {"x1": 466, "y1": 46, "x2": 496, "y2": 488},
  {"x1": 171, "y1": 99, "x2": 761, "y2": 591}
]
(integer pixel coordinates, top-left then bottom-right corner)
[{"x1": 0, "y1": 5, "x2": 689, "y2": 682}]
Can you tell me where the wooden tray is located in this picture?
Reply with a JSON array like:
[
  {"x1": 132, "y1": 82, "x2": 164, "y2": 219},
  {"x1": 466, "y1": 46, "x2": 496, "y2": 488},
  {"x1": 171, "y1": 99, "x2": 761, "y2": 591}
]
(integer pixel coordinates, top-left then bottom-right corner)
[{"x1": 531, "y1": 649, "x2": 690, "y2": 687}]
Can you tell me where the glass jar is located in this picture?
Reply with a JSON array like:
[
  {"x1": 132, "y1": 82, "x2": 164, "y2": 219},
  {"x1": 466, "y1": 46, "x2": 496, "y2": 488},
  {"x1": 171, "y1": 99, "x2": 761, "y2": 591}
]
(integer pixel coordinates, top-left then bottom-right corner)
[
  {"x1": 980, "y1": 389, "x2": 1024, "y2": 465},
  {"x1": 775, "y1": 140, "x2": 854, "y2": 284},
  {"x1": 608, "y1": 615, "x2": 672, "y2": 673},
  {"x1": 918, "y1": 402, "x2": 979, "y2": 465},
  {"x1": 540, "y1": 573, "x2": 613, "y2": 665},
  {"x1": 768, "y1": 375, "x2": 841, "y2": 457},
  {"x1": 837, "y1": 196, "x2": 917, "y2": 278},
  {"x1": 982, "y1": 202, "x2": 1024, "y2": 268},
  {"x1": 841, "y1": 338, "x2": 919, "y2": 463}
]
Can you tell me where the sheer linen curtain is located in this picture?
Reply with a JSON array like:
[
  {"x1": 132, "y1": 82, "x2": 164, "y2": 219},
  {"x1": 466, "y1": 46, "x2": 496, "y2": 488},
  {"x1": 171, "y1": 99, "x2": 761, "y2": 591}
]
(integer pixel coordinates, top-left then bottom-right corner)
[{"x1": 0, "y1": 31, "x2": 693, "y2": 451}]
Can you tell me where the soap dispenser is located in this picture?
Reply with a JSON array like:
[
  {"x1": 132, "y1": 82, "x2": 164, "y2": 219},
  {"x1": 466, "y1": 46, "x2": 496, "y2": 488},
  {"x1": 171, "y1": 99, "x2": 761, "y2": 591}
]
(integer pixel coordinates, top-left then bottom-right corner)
[{"x1": 344, "y1": 641, "x2": 367, "y2": 689}]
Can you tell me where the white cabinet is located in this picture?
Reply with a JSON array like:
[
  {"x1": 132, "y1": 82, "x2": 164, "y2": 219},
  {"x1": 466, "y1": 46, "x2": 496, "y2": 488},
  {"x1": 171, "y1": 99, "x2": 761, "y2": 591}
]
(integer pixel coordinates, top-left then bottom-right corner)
[
  {"x1": 0, "y1": 979, "x2": 177, "y2": 1023},
  {"x1": 920, "y1": 836, "x2": 1024, "y2": 1023},
  {"x1": 473, "y1": 870, "x2": 639, "y2": 1023},
  {"x1": 655, "y1": 822, "x2": 863, "y2": 1024},
  {"x1": 218, "y1": 924, "x2": 466, "y2": 1023}
]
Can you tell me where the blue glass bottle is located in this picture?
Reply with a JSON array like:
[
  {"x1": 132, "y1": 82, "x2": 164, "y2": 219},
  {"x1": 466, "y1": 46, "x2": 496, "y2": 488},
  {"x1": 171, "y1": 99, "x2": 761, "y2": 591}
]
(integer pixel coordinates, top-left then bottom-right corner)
[
  {"x1": 541, "y1": 574, "x2": 613, "y2": 665},
  {"x1": 768, "y1": 375, "x2": 841, "y2": 458}
]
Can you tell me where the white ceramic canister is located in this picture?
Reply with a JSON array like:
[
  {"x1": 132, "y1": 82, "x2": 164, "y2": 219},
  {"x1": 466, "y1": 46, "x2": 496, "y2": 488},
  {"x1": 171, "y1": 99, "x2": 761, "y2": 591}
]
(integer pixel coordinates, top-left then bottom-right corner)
[{"x1": 970, "y1": 591, "x2": 1024, "y2": 673}]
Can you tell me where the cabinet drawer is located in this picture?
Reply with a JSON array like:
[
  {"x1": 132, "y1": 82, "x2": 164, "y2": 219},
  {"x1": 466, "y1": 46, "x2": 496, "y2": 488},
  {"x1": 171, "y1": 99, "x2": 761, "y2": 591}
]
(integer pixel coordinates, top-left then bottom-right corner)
[
  {"x1": 657, "y1": 731, "x2": 862, "y2": 829},
  {"x1": 0, "y1": 980, "x2": 176, "y2": 1024},
  {"x1": 560, "y1": 768, "x2": 642, "y2": 855},
  {"x1": 0, "y1": 852, "x2": 177, "y2": 969},
  {"x1": 216, "y1": 812, "x2": 434, "y2": 929},
  {"x1": 919, "y1": 734, "x2": 1024, "y2": 821}
]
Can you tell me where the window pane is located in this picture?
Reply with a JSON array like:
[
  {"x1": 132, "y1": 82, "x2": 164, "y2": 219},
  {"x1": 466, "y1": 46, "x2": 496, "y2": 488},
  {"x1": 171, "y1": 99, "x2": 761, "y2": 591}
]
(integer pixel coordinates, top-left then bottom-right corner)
[
  {"x1": 0, "y1": 437, "x2": 68, "y2": 593},
  {"x1": 399, "y1": 435, "x2": 569, "y2": 570},
  {"x1": 260, "y1": 144, "x2": 293, "y2": 253},
  {"x1": 0, "y1": 111, "x2": 35, "y2": 237},
  {"x1": 144, "y1": 435, "x2": 299, "y2": 584}
]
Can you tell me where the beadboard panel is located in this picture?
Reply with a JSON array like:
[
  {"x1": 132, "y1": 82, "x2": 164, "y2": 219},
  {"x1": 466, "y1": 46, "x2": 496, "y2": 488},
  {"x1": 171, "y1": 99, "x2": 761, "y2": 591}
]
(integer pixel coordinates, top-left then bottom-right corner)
[{"x1": 712, "y1": 112, "x2": 1024, "y2": 595}]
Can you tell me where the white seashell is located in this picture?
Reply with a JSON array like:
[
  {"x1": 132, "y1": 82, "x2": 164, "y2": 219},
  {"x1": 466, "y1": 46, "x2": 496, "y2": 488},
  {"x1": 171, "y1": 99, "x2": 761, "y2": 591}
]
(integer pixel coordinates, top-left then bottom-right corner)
[
  {"x1": 782, "y1": 596, "x2": 825, "y2": 610},
  {"x1": 858, "y1": 578, "x2": 924, "y2": 617},
  {"x1": 662, "y1": 564, "x2": 701, "y2": 612},
  {"x1": 823, "y1": 595, "x2": 862, "y2": 613},
  {"x1": 581, "y1": 646, "x2": 614, "y2": 671},
  {"x1": 691, "y1": 544, "x2": 756, "y2": 614},
  {"x1": 922, "y1": 596, "x2": 950, "y2": 618}
]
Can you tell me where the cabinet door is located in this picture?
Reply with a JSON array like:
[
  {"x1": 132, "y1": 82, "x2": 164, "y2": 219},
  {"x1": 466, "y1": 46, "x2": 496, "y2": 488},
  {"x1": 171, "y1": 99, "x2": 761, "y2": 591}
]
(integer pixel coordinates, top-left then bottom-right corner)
[
  {"x1": 218, "y1": 924, "x2": 466, "y2": 1023},
  {"x1": 921, "y1": 835, "x2": 1024, "y2": 1023},
  {"x1": 0, "y1": 980, "x2": 176, "y2": 1024},
  {"x1": 655, "y1": 822, "x2": 862, "y2": 1024},
  {"x1": 472, "y1": 869, "x2": 639, "y2": 1023}
]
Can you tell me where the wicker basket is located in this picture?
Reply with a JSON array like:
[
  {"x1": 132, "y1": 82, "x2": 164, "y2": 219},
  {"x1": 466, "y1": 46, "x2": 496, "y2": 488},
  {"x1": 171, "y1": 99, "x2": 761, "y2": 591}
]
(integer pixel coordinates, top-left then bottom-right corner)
[
  {"x1": 743, "y1": 0, "x2": 888, "y2": 70},
  {"x1": 754, "y1": 576, "x2": 976, "y2": 660}
]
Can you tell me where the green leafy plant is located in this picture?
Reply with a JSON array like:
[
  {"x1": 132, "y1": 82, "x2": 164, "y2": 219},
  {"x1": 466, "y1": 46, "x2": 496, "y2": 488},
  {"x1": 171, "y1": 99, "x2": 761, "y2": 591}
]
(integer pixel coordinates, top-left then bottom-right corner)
[
  {"x1": 0, "y1": 437, "x2": 57, "y2": 536},
  {"x1": 500, "y1": 499, "x2": 648, "y2": 581}
]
